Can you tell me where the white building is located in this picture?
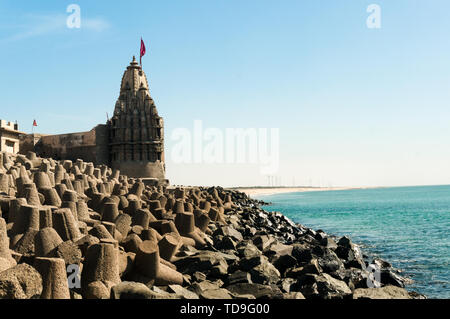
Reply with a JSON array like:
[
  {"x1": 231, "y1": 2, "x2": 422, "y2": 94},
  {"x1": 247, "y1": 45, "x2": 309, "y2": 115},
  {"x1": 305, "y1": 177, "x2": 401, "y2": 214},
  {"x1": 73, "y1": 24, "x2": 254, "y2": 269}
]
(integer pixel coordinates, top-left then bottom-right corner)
[{"x1": 0, "y1": 119, "x2": 22, "y2": 154}]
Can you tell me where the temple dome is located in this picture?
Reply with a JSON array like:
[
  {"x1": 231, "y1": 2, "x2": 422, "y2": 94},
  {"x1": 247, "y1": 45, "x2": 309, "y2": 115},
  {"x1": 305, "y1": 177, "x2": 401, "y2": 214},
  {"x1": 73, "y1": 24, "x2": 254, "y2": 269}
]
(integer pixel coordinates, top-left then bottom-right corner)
[{"x1": 120, "y1": 56, "x2": 149, "y2": 94}]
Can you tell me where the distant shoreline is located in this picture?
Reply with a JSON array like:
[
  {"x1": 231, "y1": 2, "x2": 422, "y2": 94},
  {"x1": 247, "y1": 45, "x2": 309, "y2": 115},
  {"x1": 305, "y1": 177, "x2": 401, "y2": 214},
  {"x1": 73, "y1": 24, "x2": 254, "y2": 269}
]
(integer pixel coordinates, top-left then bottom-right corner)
[{"x1": 229, "y1": 186, "x2": 371, "y2": 198}]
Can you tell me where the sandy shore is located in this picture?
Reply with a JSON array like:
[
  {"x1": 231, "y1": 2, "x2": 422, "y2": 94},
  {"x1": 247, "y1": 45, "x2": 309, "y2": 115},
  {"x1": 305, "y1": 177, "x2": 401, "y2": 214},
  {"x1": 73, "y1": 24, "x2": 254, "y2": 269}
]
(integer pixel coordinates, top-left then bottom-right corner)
[{"x1": 230, "y1": 187, "x2": 358, "y2": 198}]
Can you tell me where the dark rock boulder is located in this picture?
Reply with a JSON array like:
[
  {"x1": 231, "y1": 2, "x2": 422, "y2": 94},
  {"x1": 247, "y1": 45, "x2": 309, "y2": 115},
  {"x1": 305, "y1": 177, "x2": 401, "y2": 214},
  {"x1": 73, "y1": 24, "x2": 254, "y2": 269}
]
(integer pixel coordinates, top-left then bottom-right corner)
[
  {"x1": 215, "y1": 236, "x2": 237, "y2": 251},
  {"x1": 295, "y1": 273, "x2": 352, "y2": 299},
  {"x1": 226, "y1": 271, "x2": 253, "y2": 285},
  {"x1": 380, "y1": 269, "x2": 410, "y2": 288},
  {"x1": 283, "y1": 291, "x2": 305, "y2": 299},
  {"x1": 214, "y1": 226, "x2": 243, "y2": 242},
  {"x1": 352, "y1": 285, "x2": 412, "y2": 299},
  {"x1": 273, "y1": 254, "x2": 297, "y2": 275},
  {"x1": 335, "y1": 244, "x2": 365, "y2": 270},
  {"x1": 174, "y1": 251, "x2": 228, "y2": 277},
  {"x1": 110, "y1": 281, "x2": 155, "y2": 299},
  {"x1": 249, "y1": 261, "x2": 280, "y2": 285},
  {"x1": 264, "y1": 241, "x2": 293, "y2": 260},
  {"x1": 338, "y1": 267, "x2": 369, "y2": 290},
  {"x1": 252, "y1": 235, "x2": 275, "y2": 251},
  {"x1": 372, "y1": 257, "x2": 391, "y2": 269},
  {"x1": 236, "y1": 241, "x2": 261, "y2": 259},
  {"x1": 200, "y1": 288, "x2": 233, "y2": 299},
  {"x1": 321, "y1": 237, "x2": 338, "y2": 250},
  {"x1": 317, "y1": 249, "x2": 344, "y2": 273},
  {"x1": 226, "y1": 283, "x2": 283, "y2": 299},
  {"x1": 337, "y1": 236, "x2": 352, "y2": 248},
  {"x1": 238, "y1": 255, "x2": 280, "y2": 284},
  {"x1": 238, "y1": 255, "x2": 266, "y2": 271},
  {"x1": 167, "y1": 284, "x2": 199, "y2": 299},
  {"x1": 291, "y1": 244, "x2": 313, "y2": 263},
  {"x1": 191, "y1": 280, "x2": 223, "y2": 295},
  {"x1": 280, "y1": 277, "x2": 296, "y2": 293}
]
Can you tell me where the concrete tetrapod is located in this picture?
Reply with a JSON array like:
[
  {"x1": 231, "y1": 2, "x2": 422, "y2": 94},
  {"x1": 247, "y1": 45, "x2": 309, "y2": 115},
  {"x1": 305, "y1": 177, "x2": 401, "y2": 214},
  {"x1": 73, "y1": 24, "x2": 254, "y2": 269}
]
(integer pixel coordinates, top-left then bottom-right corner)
[
  {"x1": 134, "y1": 240, "x2": 183, "y2": 286},
  {"x1": 194, "y1": 209, "x2": 211, "y2": 233},
  {"x1": 34, "y1": 227, "x2": 64, "y2": 257},
  {"x1": 61, "y1": 201, "x2": 78, "y2": 221},
  {"x1": 115, "y1": 213, "x2": 132, "y2": 238},
  {"x1": 0, "y1": 173, "x2": 9, "y2": 194},
  {"x1": 8, "y1": 198, "x2": 27, "y2": 225},
  {"x1": 81, "y1": 242, "x2": 121, "y2": 299},
  {"x1": 52, "y1": 208, "x2": 82, "y2": 242},
  {"x1": 126, "y1": 199, "x2": 141, "y2": 216},
  {"x1": 132, "y1": 208, "x2": 156, "y2": 229},
  {"x1": 0, "y1": 217, "x2": 17, "y2": 272},
  {"x1": 34, "y1": 257, "x2": 70, "y2": 299},
  {"x1": 174, "y1": 200, "x2": 184, "y2": 214},
  {"x1": 158, "y1": 233, "x2": 182, "y2": 262},
  {"x1": 141, "y1": 228, "x2": 162, "y2": 242},
  {"x1": 54, "y1": 183, "x2": 67, "y2": 199},
  {"x1": 90, "y1": 224, "x2": 114, "y2": 240},
  {"x1": 175, "y1": 212, "x2": 206, "y2": 248},
  {"x1": 101, "y1": 202, "x2": 119, "y2": 223},
  {"x1": 76, "y1": 200, "x2": 90, "y2": 222},
  {"x1": 22, "y1": 183, "x2": 41, "y2": 207},
  {"x1": 160, "y1": 220, "x2": 196, "y2": 247},
  {"x1": 11, "y1": 204, "x2": 40, "y2": 236},
  {"x1": 33, "y1": 172, "x2": 52, "y2": 190},
  {"x1": 38, "y1": 206, "x2": 53, "y2": 229}
]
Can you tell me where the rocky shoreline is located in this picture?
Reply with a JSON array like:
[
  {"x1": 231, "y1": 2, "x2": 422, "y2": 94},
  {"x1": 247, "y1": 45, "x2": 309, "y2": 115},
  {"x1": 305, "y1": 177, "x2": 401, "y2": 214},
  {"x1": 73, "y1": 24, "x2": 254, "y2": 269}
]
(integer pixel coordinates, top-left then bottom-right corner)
[{"x1": 0, "y1": 151, "x2": 425, "y2": 299}]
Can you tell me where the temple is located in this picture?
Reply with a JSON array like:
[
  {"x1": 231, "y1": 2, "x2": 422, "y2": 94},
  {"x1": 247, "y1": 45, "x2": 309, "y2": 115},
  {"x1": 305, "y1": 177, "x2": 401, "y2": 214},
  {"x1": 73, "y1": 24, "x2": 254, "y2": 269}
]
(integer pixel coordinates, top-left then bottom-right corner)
[
  {"x1": 19, "y1": 57, "x2": 167, "y2": 185},
  {"x1": 108, "y1": 56, "x2": 166, "y2": 180}
]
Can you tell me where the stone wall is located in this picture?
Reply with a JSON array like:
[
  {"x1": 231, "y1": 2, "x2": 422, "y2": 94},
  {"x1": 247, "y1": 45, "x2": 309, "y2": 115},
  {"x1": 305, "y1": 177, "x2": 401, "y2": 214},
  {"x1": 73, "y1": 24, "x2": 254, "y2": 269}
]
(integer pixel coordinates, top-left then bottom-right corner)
[
  {"x1": 32, "y1": 128, "x2": 108, "y2": 165},
  {"x1": 18, "y1": 124, "x2": 165, "y2": 181},
  {"x1": 94, "y1": 124, "x2": 110, "y2": 166},
  {"x1": 19, "y1": 134, "x2": 45, "y2": 155}
]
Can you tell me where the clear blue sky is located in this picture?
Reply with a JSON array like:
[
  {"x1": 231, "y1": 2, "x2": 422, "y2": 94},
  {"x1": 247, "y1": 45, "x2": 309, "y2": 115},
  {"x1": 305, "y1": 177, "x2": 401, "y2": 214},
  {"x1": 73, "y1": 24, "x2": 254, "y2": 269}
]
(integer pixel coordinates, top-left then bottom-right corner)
[{"x1": 1, "y1": 1, "x2": 449, "y2": 187}]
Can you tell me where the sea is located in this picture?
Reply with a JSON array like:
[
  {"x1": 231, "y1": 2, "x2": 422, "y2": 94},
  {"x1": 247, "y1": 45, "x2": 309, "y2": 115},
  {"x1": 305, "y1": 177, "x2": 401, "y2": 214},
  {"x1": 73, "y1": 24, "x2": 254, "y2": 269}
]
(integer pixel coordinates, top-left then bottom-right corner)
[{"x1": 256, "y1": 185, "x2": 450, "y2": 299}]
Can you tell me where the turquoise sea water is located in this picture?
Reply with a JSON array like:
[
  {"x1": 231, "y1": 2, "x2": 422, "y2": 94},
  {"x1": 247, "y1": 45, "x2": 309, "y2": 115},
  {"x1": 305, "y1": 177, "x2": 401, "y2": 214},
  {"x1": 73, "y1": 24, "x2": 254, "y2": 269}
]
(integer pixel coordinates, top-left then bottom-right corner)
[{"x1": 258, "y1": 185, "x2": 450, "y2": 299}]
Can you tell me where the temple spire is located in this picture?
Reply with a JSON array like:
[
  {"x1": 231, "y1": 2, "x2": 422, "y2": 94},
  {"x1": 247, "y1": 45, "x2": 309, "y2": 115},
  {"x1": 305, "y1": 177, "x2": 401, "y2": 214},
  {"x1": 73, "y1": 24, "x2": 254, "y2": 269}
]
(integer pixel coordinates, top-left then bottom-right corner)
[{"x1": 108, "y1": 57, "x2": 165, "y2": 181}]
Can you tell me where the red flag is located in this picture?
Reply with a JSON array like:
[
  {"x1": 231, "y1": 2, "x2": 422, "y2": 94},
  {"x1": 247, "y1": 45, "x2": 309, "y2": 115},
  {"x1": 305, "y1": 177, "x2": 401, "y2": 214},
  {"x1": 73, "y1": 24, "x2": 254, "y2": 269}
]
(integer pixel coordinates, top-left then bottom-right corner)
[
  {"x1": 140, "y1": 38, "x2": 146, "y2": 66},
  {"x1": 33, "y1": 119, "x2": 37, "y2": 127}
]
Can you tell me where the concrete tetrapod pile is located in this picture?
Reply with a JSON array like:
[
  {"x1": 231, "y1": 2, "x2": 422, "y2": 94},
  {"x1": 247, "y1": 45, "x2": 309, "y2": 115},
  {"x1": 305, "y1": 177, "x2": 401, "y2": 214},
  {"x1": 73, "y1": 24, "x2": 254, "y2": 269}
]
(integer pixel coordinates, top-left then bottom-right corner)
[{"x1": 0, "y1": 151, "x2": 424, "y2": 299}]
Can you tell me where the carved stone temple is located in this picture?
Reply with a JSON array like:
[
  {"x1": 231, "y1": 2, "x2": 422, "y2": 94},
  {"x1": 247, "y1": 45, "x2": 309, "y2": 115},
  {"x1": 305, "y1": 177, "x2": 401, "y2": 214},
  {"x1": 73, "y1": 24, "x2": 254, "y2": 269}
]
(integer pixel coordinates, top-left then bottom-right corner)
[
  {"x1": 108, "y1": 56, "x2": 165, "y2": 180},
  {"x1": 19, "y1": 57, "x2": 168, "y2": 185}
]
